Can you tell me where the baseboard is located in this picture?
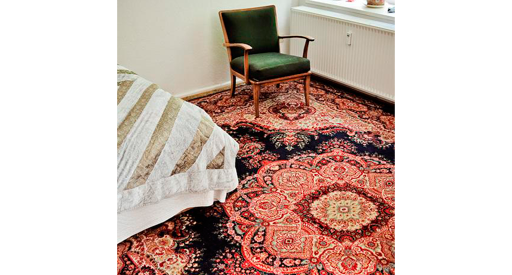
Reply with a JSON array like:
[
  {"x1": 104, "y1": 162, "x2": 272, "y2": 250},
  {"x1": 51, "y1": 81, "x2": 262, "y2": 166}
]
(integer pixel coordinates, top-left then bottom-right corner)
[
  {"x1": 178, "y1": 75, "x2": 394, "y2": 115},
  {"x1": 179, "y1": 78, "x2": 244, "y2": 101}
]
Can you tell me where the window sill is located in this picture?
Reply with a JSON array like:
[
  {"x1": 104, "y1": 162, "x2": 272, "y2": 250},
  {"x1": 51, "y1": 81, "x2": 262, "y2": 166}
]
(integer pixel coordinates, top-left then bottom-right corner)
[{"x1": 305, "y1": 0, "x2": 395, "y2": 24}]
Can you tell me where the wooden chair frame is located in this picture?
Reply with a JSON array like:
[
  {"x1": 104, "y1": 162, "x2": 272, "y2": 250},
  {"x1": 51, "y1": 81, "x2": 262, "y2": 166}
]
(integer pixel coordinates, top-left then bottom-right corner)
[{"x1": 218, "y1": 5, "x2": 315, "y2": 118}]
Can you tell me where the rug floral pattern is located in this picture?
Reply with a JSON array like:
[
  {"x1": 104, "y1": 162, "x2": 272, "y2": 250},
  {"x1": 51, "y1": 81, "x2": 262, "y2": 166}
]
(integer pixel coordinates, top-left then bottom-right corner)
[{"x1": 118, "y1": 80, "x2": 395, "y2": 275}]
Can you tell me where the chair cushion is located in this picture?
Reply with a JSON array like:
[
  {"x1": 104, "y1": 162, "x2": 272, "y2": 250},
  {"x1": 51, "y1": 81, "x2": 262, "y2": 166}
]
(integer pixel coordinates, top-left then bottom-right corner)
[
  {"x1": 230, "y1": 52, "x2": 310, "y2": 82},
  {"x1": 220, "y1": 6, "x2": 280, "y2": 59}
]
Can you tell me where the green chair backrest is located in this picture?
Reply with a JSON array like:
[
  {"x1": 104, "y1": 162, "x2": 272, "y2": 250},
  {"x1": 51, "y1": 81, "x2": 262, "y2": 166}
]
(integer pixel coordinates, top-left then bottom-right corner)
[{"x1": 220, "y1": 6, "x2": 280, "y2": 59}]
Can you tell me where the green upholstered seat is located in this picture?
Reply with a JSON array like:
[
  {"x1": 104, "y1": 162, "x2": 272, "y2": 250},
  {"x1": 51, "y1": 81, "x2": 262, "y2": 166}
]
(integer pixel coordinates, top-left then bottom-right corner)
[
  {"x1": 220, "y1": 6, "x2": 279, "y2": 59},
  {"x1": 220, "y1": 6, "x2": 311, "y2": 82},
  {"x1": 231, "y1": 52, "x2": 310, "y2": 82},
  {"x1": 219, "y1": 5, "x2": 313, "y2": 118}
]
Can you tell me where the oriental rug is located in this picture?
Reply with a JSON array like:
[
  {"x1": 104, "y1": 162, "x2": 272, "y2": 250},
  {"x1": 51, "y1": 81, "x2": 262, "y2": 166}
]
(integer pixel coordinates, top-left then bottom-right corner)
[{"x1": 117, "y1": 79, "x2": 395, "y2": 275}]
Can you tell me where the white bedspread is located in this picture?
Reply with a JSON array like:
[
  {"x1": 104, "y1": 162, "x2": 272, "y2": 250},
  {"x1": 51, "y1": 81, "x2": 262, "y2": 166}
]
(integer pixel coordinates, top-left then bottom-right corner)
[{"x1": 117, "y1": 65, "x2": 239, "y2": 214}]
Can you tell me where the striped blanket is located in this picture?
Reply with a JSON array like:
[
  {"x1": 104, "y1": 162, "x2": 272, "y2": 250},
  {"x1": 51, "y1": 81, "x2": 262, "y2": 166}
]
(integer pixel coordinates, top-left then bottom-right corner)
[{"x1": 117, "y1": 65, "x2": 239, "y2": 213}]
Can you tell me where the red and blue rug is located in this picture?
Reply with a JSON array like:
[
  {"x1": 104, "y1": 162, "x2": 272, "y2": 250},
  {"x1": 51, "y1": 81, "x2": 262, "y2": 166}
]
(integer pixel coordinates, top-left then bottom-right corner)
[{"x1": 117, "y1": 79, "x2": 395, "y2": 275}]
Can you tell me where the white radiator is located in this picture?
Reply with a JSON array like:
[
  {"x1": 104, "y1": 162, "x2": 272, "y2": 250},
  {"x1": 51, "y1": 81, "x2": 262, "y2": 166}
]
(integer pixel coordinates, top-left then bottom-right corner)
[{"x1": 290, "y1": 6, "x2": 395, "y2": 102}]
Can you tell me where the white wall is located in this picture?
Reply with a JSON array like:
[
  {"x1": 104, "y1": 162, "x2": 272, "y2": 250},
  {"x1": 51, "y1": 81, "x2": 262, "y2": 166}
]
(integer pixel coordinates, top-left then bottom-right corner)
[{"x1": 118, "y1": 0, "x2": 299, "y2": 97}]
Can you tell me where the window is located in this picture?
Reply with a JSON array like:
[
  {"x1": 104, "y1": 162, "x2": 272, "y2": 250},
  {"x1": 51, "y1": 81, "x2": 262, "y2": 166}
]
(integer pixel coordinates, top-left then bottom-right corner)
[{"x1": 305, "y1": 0, "x2": 395, "y2": 23}]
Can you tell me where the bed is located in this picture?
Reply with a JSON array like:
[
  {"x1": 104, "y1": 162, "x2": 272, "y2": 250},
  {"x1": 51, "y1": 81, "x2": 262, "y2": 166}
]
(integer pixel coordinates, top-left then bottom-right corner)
[{"x1": 117, "y1": 65, "x2": 239, "y2": 243}]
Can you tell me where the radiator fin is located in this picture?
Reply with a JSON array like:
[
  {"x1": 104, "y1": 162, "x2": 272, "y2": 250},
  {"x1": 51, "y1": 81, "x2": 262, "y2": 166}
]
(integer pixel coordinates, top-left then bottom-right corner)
[{"x1": 291, "y1": 9, "x2": 395, "y2": 102}]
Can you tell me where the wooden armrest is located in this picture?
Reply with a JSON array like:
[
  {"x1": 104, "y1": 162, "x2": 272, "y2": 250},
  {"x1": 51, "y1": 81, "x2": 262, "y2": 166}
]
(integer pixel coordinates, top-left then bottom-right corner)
[
  {"x1": 278, "y1": 35, "x2": 315, "y2": 59},
  {"x1": 223, "y1": 43, "x2": 252, "y2": 84},
  {"x1": 278, "y1": 35, "x2": 315, "y2": 41},
  {"x1": 223, "y1": 43, "x2": 253, "y2": 51}
]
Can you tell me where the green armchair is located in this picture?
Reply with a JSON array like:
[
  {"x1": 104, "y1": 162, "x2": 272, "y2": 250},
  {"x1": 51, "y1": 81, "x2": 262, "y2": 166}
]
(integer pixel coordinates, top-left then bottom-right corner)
[{"x1": 219, "y1": 5, "x2": 314, "y2": 118}]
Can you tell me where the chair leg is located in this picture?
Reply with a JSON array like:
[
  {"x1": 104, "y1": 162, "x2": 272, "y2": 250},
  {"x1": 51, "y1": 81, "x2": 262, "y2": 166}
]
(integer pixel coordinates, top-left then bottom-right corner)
[
  {"x1": 230, "y1": 74, "x2": 236, "y2": 97},
  {"x1": 253, "y1": 84, "x2": 260, "y2": 118},
  {"x1": 304, "y1": 75, "x2": 310, "y2": 106}
]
